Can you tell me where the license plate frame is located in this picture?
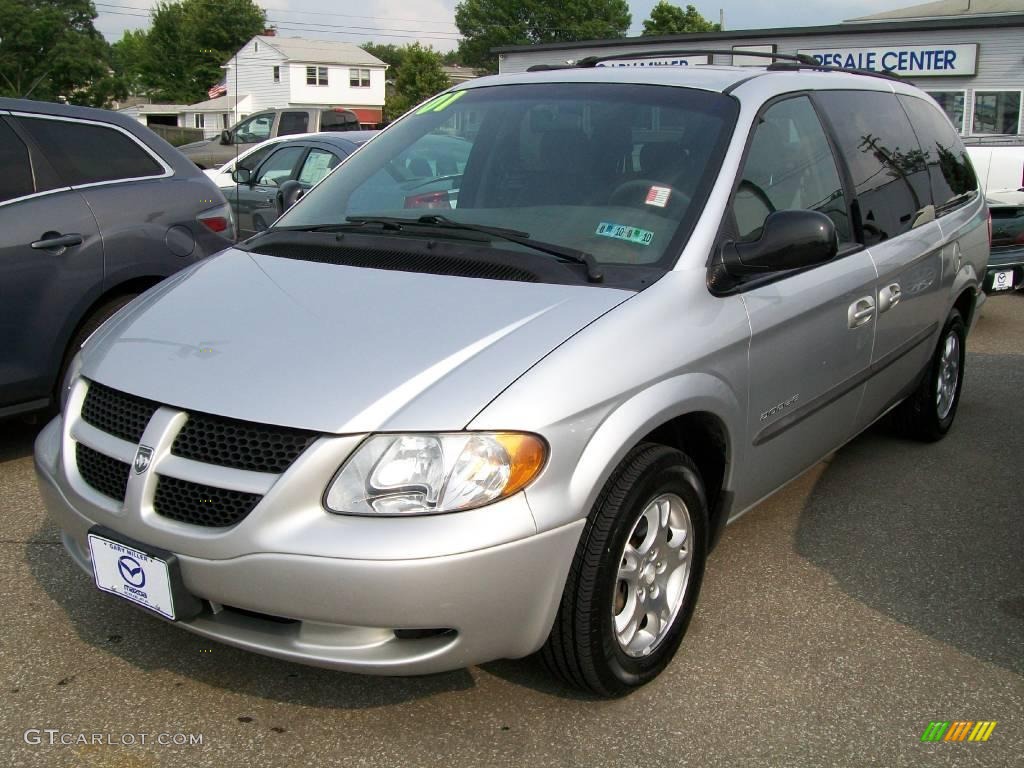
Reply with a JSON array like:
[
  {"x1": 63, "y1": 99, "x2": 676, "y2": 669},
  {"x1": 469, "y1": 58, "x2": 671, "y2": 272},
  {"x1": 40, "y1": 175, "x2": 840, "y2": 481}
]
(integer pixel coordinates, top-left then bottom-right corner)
[
  {"x1": 990, "y1": 269, "x2": 1015, "y2": 291},
  {"x1": 87, "y1": 525, "x2": 202, "y2": 621}
]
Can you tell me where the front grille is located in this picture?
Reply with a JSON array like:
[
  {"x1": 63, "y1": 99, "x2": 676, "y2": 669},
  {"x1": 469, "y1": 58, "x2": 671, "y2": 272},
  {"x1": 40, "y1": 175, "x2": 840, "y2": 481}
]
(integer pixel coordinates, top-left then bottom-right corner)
[
  {"x1": 172, "y1": 413, "x2": 317, "y2": 473},
  {"x1": 81, "y1": 381, "x2": 159, "y2": 443},
  {"x1": 153, "y1": 476, "x2": 262, "y2": 528},
  {"x1": 76, "y1": 443, "x2": 131, "y2": 502}
]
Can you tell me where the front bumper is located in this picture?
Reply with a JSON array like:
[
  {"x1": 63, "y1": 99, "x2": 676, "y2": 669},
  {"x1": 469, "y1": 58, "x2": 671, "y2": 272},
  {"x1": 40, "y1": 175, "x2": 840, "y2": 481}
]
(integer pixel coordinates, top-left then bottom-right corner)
[{"x1": 34, "y1": 416, "x2": 583, "y2": 675}]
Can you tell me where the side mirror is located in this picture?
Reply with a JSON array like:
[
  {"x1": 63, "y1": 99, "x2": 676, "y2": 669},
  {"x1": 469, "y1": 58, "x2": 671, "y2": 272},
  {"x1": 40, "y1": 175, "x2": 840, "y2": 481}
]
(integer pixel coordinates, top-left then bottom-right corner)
[
  {"x1": 721, "y1": 210, "x2": 838, "y2": 276},
  {"x1": 231, "y1": 167, "x2": 252, "y2": 185},
  {"x1": 277, "y1": 180, "x2": 305, "y2": 215},
  {"x1": 220, "y1": 129, "x2": 232, "y2": 145}
]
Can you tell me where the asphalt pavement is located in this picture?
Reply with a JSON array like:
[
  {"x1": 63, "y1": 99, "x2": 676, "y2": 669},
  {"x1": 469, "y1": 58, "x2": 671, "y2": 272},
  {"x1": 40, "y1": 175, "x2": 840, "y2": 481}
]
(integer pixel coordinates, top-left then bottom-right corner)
[{"x1": 1, "y1": 295, "x2": 1022, "y2": 767}]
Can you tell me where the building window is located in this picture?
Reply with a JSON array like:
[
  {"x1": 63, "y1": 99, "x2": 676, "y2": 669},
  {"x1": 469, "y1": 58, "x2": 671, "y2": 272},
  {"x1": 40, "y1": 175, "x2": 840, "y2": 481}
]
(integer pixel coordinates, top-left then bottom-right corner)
[
  {"x1": 254, "y1": 42, "x2": 259, "y2": 53},
  {"x1": 972, "y1": 91, "x2": 1022, "y2": 135},
  {"x1": 193, "y1": 113, "x2": 204, "y2": 129},
  {"x1": 273, "y1": 66, "x2": 280, "y2": 83},
  {"x1": 306, "y1": 66, "x2": 328, "y2": 86},
  {"x1": 350, "y1": 68, "x2": 371, "y2": 88},
  {"x1": 925, "y1": 91, "x2": 965, "y2": 134}
]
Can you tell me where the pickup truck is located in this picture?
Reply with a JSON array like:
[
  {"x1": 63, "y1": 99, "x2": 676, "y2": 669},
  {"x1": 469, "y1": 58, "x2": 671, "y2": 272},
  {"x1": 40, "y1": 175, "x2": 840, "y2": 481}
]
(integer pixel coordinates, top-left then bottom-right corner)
[
  {"x1": 964, "y1": 140, "x2": 1024, "y2": 193},
  {"x1": 180, "y1": 107, "x2": 362, "y2": 169}
]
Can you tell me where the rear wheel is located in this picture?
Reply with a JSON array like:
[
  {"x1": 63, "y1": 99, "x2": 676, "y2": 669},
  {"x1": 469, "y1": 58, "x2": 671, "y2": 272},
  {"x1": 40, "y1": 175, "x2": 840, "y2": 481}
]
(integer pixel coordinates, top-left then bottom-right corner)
[
  {"x1": 892, "y1": 309, "x2": 966, "y2": 441},
  {"x1": 541, "y1": 443, "x2": 708, "y2": 697}
]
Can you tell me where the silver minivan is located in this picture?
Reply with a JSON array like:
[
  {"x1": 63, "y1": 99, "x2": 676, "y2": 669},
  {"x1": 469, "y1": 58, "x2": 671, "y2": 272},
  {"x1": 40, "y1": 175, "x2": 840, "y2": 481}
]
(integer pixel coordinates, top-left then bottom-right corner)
[{"x1": 34, "y1": 57, "x2": 989, "y2": 696}]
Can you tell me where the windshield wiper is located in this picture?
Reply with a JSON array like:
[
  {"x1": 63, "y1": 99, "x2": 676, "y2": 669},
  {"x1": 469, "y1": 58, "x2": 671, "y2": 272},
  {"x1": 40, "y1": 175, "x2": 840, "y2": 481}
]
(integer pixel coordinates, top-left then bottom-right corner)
[{"x1": 288, "y1": 215, "x2": 604, "y2": 283}]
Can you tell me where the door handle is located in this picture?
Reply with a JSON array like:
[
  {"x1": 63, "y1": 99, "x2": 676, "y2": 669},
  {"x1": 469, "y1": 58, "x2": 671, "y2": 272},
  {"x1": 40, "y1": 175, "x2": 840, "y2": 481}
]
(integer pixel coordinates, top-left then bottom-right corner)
[
  {"x1": 848, "y1": 296, "x2": 876, "y2": 328},
  {"x1": 30, "y1": 233, "x2": 83, "y2": 252},
  {"x1": 878, "y1": 282, "x2": 902, "y2": 313}
]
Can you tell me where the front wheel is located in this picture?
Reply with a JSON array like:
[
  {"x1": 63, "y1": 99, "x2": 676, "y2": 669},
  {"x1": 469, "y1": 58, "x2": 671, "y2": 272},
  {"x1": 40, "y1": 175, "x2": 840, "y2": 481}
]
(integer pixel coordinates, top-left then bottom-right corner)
[
  {"x1": 541, "y1": 443, "x2": 708, "y2": 696},
  {"x1": 892, "y1": 309, "x2": 966, "y2": 441}
]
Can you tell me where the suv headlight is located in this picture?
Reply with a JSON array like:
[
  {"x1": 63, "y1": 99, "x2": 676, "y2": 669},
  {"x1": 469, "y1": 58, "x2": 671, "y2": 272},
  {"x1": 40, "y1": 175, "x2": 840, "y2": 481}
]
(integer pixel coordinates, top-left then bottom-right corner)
[{"x1": 324, "y1": 432, "x2": 546, "y2": 516}]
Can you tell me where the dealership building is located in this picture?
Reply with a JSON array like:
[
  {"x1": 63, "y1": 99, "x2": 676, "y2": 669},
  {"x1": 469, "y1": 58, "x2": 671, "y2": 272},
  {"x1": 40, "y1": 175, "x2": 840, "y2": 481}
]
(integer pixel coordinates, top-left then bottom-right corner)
[{"x1": 495, "y1": 0, "x2": 1024, "y2": 139}]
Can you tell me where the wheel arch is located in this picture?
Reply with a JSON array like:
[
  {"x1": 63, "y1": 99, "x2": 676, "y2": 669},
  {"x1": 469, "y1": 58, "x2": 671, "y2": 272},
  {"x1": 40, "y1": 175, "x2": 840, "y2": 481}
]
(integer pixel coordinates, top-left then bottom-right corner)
[{"x1": 564, "y1": 373, "x2": 742, "y2": 551}]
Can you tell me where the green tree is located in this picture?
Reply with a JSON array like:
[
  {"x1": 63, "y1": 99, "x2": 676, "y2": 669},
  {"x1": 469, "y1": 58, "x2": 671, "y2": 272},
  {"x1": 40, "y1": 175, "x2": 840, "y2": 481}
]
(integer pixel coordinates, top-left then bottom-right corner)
[
  {"x1": 360, "y1": 42, "x2": 408, "y2": 73},
  {"x1": 455, "y1": 0, "x2": 631, "y2": 73},
  {"x1": 387, "y1": 43, "x2": 450, "y2": 121},
  {"x1": 641, "y1": 2, "x2": 719, "y2": 36},
  {"x1": 0, "y1": 0, "x2": 116, "y2": 105},
  {"x1": 111, "y1": 29, "x2": 149, "y2": 97},
  {"x1": 142, "y1": 0, "x2": 265, "y2": 104}
]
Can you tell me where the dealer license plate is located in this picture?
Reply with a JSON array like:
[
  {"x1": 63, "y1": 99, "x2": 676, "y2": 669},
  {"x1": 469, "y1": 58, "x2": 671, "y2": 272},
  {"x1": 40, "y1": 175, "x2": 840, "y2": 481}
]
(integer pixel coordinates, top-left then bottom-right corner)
[
  {"x1": 88, "y1": 533, "x2": 176, "y2": 619},
  {"x1": 991, "y1": 269, "x2": 1015, "y2": 291}
]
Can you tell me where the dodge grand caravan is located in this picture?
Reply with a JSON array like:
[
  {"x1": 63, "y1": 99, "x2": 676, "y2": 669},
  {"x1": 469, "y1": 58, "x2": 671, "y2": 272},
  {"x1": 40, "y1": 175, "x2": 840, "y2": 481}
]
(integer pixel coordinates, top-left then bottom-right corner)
[{"x1": 34, "y1": 56, "x2": 989, "y2": 696}]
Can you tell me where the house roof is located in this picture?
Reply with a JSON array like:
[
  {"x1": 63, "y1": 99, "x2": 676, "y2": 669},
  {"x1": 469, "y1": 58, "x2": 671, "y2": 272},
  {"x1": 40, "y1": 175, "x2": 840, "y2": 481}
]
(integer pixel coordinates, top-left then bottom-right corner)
[
  {"x1": 254, "y1": 36, "x2": 387, "y2": 67},
  {"x1": 848, "y1": 0, "x2": 1024, "y2": 22},
  {"x1": 117, "y1": 104, "x2": 190, "y2": 114},
  {"x1": 187, "y1": 94, "x2": 252, "y2": 111}
]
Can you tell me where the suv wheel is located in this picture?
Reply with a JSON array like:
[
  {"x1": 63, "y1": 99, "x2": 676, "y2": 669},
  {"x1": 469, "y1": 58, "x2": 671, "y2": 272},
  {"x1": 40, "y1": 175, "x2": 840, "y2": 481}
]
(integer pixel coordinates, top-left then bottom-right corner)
[
  {"x1": 893, "y1": 308, "x2": 966, "y2": 441},
  {"x1": 54, "y1": 294, "x2": 137, "y2": 411},
  {"x1": 541, "y1": 443, "x2": 708, "y2": 696}
]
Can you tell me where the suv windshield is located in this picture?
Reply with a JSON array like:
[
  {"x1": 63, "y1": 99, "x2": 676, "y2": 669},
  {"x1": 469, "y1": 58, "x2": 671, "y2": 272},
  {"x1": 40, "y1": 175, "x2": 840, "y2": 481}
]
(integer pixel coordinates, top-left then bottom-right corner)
[{"x1": 274, "y1": 83, "x2": 738, "y2": 270}]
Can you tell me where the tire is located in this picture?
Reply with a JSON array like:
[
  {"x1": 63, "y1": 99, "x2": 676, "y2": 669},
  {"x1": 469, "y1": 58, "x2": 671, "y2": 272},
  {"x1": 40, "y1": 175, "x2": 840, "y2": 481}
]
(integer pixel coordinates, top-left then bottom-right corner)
[
  {"x1": 541, "y1": 442, "x2": 708, "y2": 697},
  {"x1": 54, "y1": 294, "x2": 137, "y2": 412},
  {"x1": 892, "y1": 309, "x2": 966, "y2": 442}
]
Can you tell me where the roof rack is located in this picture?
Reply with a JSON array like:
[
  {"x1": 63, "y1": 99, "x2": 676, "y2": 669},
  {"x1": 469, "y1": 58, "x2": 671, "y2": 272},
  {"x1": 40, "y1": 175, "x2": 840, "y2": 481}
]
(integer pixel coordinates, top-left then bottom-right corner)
[{"x1": 526, "y1": 48, "x2": 902, "y2": 82}]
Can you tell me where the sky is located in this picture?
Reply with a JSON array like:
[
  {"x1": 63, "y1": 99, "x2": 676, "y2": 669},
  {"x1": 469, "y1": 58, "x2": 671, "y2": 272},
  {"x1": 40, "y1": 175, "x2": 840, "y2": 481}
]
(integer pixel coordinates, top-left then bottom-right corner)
[{"x1": 93, "y1": 1, "x2": 916, "y2": 51}]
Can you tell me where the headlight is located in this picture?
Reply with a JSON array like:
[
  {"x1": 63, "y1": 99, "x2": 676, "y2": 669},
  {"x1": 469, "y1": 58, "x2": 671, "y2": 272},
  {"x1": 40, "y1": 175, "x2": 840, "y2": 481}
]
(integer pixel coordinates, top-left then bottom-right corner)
[{"x1": 324, "y1": 432, "x2": 547, "y2": 516}]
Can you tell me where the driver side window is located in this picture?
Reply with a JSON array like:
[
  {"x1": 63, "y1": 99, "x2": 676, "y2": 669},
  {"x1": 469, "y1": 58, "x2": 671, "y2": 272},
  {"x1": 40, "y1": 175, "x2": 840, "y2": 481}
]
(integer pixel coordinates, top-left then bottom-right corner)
[{"x1": 732, "y1": 96, "x2": 851, "y2": 244}]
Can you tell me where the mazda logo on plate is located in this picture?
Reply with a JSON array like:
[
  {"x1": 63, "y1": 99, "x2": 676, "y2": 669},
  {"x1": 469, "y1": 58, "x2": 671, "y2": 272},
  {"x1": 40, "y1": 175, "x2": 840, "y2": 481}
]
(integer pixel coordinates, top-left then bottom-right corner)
[
  {"x1": 117, "y1": 555, "x2": 146, "y2": 588},
  {"x1": 134, "y1": 445, "x2": 153, "y2": 474}
]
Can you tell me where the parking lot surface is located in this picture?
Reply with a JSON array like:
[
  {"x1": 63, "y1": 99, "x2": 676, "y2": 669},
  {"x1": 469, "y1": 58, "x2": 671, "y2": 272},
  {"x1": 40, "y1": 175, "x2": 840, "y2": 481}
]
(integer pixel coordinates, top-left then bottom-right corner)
[{"x1": 2, "y1": 297, "x2": 1022, "y2": 768}]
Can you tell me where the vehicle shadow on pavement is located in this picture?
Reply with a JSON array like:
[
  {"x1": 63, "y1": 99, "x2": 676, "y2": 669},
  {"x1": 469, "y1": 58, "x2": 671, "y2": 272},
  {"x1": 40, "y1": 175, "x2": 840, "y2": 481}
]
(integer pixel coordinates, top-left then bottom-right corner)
[
  {"x1": 794, "y1": 352, "x2": 1024, "y2": 676},
  {"x1": 23, "y1": 521, "x2": 477, "y2": 708}
]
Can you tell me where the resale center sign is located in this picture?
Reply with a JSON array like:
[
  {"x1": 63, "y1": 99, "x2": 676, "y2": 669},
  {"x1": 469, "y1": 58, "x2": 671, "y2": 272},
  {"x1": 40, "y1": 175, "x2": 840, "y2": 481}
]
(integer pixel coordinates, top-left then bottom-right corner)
[{"x1": 798, "y1": 44, "x2": 978, "y2": 76}]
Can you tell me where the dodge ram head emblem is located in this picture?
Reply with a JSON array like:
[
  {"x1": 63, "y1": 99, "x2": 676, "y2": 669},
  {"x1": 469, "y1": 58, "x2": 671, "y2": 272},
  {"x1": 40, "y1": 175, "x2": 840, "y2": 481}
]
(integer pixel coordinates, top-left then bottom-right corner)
[{"x1": 134, "y1": 445, "x2": 154, "y2": 474}]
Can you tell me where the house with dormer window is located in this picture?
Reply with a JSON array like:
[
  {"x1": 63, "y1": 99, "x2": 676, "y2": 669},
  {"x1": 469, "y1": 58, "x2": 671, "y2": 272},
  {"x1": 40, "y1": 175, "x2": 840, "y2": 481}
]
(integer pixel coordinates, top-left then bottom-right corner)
[{"x1": 181, "y1": 35, "x2": 387, "y2": 137}]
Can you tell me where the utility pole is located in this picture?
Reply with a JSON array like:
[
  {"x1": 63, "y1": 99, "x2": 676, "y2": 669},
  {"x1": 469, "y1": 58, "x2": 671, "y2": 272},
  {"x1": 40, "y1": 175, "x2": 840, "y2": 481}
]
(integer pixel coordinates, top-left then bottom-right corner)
[{"x1": 720, "y1": 8, "x2": 726, "y2": 30}]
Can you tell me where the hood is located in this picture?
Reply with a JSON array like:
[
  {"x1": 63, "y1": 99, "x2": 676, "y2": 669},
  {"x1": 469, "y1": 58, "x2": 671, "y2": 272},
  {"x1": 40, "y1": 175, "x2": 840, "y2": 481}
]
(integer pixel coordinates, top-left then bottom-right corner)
[
  {"x1": 177, "y1": 139, "x2": 212, "y2": 152},
  {"x1": 83, "y1": 249, "x2": 633, "y2": 433}
]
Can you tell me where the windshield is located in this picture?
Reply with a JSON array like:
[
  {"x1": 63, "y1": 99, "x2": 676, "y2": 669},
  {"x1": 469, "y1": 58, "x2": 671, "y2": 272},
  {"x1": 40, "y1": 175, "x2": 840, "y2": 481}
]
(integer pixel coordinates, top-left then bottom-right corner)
[{"x1": 274, "y1": 83, "x2": 737, "y2": 269}]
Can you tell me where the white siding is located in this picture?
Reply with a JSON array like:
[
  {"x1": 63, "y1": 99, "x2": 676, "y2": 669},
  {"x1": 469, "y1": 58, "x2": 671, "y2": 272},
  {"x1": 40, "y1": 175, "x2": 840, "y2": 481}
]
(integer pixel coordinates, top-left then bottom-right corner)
[
  {"x1": 228, "y1": 38, "x2": 291, "y2": 113},
  {"x1": 499, "y1": 25, "x2": 1024, "y2": 136},
  {"x1": 287, "y1": 64, "x2": 386, "y2": 107}
]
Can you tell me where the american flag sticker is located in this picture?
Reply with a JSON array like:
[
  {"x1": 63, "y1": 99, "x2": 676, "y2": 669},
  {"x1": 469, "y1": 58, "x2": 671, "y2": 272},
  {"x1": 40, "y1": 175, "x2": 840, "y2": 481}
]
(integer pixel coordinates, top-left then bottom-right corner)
[{"x1": 645, "y1": 185, "x2": 672, "y2": 208}]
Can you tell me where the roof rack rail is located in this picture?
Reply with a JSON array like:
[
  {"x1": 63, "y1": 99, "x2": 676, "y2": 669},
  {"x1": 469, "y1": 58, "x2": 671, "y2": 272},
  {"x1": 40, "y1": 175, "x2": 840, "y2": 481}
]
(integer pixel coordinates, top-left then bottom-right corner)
[
  {"x1": 764, "y1": 61, "x2": 903, "y2": 82},
  {"x1": 574, "y1": 49, "x2": 820, "y2": 67},
  {"x1": 549, "y1": 48, "x2": 903, "y2": 82}
]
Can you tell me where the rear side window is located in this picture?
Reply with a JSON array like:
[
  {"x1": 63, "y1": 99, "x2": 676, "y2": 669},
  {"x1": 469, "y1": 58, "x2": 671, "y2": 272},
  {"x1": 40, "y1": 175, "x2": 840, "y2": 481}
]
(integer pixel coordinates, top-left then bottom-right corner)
[
  {"x1": 815, "y1": 91, "x2": 931, "y2": 244},
  {"x1": 0, "y1": 119, "x2": 35, "y2": 202},
  {"x1": 731, "y1": 96, "x2": 852, "y2": 244},
  {"x1": 279, "y1": 111, "x2": 309, "y2": 136},
  {"x1": 898, "y1": 95, "x2": 978, "y2": 216},
  {"x1": 320, "y1": 110, "x2": 359, "y2": 131},
  {"x1": 16, "y1": 116, "x2": 163, "y2": 186}
]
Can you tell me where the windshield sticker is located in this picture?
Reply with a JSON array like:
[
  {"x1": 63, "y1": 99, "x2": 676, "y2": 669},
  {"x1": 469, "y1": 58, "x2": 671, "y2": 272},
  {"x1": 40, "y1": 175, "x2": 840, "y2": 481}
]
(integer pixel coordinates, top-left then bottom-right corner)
[
  {"x1": 645, "y1": 185, "x2": 672, "y2": 208},
  {"x1": 596, "y1": 222, "x2": 654, "y2": 246},
  {"x1": 415, "y1": 91, "x2": 466, "y2": 115}
]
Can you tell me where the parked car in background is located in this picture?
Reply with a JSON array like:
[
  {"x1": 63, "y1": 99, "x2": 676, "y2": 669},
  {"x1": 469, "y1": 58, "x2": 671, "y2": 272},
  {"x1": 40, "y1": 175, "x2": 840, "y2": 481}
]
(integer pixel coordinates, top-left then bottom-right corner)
[
  {"x1": 985, "y1": 189, "x2": 1024, "y2": 292},
  {"x1": 221, "y1": 131, "x2": 378, "y2": 238},
  {"x1": 180, "y1": 107, "x2": 362, "y2": 169},
  {"x1": 0, "y1": 97, "x2": 233, "y2": 419}
]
